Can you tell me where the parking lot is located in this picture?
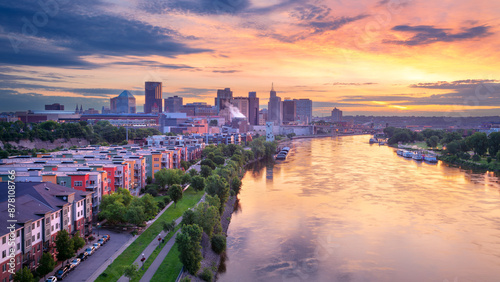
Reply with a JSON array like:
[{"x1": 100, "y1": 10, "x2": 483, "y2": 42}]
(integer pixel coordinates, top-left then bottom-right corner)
[{"x1": 49, "y1": 229, "x2": 132, "y2": 281}]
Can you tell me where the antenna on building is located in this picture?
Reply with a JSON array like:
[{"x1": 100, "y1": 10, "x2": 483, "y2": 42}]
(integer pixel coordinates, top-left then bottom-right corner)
[{"x1": 271, "y1": 82, "x2": 274, "y2": 91}]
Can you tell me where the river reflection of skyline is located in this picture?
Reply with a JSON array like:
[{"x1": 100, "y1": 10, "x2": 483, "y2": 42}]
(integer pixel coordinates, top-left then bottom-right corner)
[{"x1": 220, "y1": 135, "x2": 500, "y2": 282}]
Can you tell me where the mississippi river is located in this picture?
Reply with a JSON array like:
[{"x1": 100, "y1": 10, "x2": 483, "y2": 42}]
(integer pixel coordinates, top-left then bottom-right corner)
[{"x1": 219, "y1": 135, "x2": 500, "y2": 282}]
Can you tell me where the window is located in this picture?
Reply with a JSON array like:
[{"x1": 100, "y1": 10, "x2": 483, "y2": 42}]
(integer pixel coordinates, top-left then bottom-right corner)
[
  {"x1": 37, "y1": 233, "x2": 40, "y2": 239},
  {"x1": 51, "y1": 214, "x2": 53, "y2": 220},
  {"x1": 154, "y1": 158, "x2": 159, "y2": 161},
  {"x1": 32, "y1": 223, "x2": 35, "y2": 230},
  {"x1": 154, "y1": 164, "x2": 159, "y2": 167},
  {"x1": 17, "y1": 243, "x2": 20, "y2": 251},
  {"x1": 2, "y1": 264, "x2": 6, "y2": 272},
  {"x1": 32, "y1": 236, "x2": 35, "y2": 242},
  {"x1": 74, "y1": 181, "x2": 83, "y2": 187},
  {"x1": 2, "y1": 250, "x2": 5, "y2": 258},
  {"x1": 37, "y1": 221, "x2": 40, "y2": 227},
  {"x1": 51, "y1": 226, "x2": 54, "y2": 231},
  {"x1": 16, "y1": 231, "x2": 19, "y2": 237},
  {"x1": 56, "y1": 223, "x2": 59, "y2": 229},
  {"x1": 2, "y1": 236, "x2": 5, "y2": 244},
  {"x1": 60, "y1": 181, "x2": 66, "y2": 185},
  {"x1": 37, "y1": 245, "x2": 40, "y2": 251},
  {"x1": 90, "y1": 180, "x2": 95, "y2": 185}
]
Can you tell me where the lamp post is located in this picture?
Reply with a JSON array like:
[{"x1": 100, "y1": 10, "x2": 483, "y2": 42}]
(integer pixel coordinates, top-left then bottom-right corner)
[{"x1": 97, "y1": 223, "x2": 100, "y2": 237}]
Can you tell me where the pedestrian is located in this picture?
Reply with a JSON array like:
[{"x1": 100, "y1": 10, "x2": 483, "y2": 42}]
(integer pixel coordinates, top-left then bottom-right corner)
[{"x1": 162, "y1": 238, "x2": 165, "y2": 244}]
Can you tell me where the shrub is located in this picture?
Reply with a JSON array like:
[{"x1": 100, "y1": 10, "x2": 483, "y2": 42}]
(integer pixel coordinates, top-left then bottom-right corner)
[
  {"x1": 157, "y1": 201, "x2": 165, "y2": 210},
  {"x1": 163, "y1": 196, "x2": 171, "y2": 205},
  {"x1": 88, "y1": 235, "x2": 95, "y2": 241},
  {"x1": 211, "y1": 234, "x2": 226, "y2": 254},
  {"x1": 472, "y1": 154, "x2": 481, "y2": 162},
  {"x1": 199, "y1": 268, "x2": 212, "y2": 282},
  {"x1": 487, "y1": 156, "x2": 492, "y2": 163}
]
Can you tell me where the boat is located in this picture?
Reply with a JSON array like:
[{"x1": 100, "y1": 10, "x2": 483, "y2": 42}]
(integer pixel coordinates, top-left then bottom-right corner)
[
  {"x1": 396, "y1": 149, "x2": 404, "y2": 156},
  {"x1": 369, "y1": 138, "x2": 378, "y2": 144},
  {"x1": 403, "y1": 151, "x2": 413, "y2": 158},
  {"x1": 424, "y1": 155, "x2": 437, "y2": 163},
  {"x1": 275, "y1": 147, "x2": 291, "y2": 160},
  {"x1": 412, "y1": 152, "x2": 423, "y2": 161}
]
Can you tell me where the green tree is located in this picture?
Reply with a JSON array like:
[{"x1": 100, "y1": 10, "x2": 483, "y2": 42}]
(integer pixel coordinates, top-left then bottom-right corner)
[
  {"x1": 180, "y1": 160, "x2": 190, "y2": 171},
  {"x1": 163, "y1": 220, "x2": 176, "y2": 234},
  {"x1": 194, "y1": 203, "x2": 220, "y2": 238},
  {"x1": 426, "y1": 136, "x2": 439, "y2": 148},
  {"x1": 165, "y1": 169, "x2": 182, "y2": 187},
  {"x1": 125, "y1": 204, "x2": 146, "y2": 225},
  {"x1": 71, "y1": 232, "x2": 85, "y2": 253},
  {"x1": 200, "y1": 165, "x2": 212, "y2": 178},
  {"x1": 466, "y1": 132, "x2": 488, "y2": 156},
  {"x1": 123, "y1": 264, "x2": 139, "y2": 281},
  {"x1": 13, "y1": 266, "x2": 34, "y2": 282},
  {"x1": 213, "y1": 156, "x2": 225, "y2": 166},
  {"x1": 181, "y1": 209, "x2": 196, "y2": 227},
  {"x1": 445, "y1": 141, "x2": 460, "y2": 155},
  {"x1": 488, "y1": 132, "x2": 500, "y2": 156},
  {"x1": 176, "y1": 224, "x2": 203, "y2": 275},
  {"x1": 205, "y1": 175, "x2": 229, "y2": 213},
  {"x1": 205, "y1": 194, "x2": 221, "y2": 212},
  {"x1": 188, "y1": 169, "x2": 199, "y2": 177},
  {"x1": 190, "y1": 176, "x2": 205, "y2": 191},
  {"x1": 55, "y1": 230, "x2": 74, "y2": 264},
  {"x1": 211, "y1": 234, "x2": 226, "y2": 254},
  {"x1": 200, "y1": 159, "x2": 216, "y2": 170},
  {"x1": 140, "y1": 194, "x2": 159, "y2": 219},
  {"x1": 36, "y1": 252, "x2": 55, "y2": 279},
  {"x1": 154, "y1": 169, "x2": 169, "y2": 190},
  {"x1": 168, "y1": 184, "x2": 183, "y2": 208},
  {"x1": 231, "y1": 177, "x2": 242, "y2": 195},
  {"x1": 181, "y1": 173, "x2": 192, "y2": 185}
]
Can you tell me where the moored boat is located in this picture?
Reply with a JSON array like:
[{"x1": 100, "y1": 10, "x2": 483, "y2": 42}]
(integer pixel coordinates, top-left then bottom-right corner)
[{"x1": 412, "y1": 153, "x2": 423, "y2": 161}]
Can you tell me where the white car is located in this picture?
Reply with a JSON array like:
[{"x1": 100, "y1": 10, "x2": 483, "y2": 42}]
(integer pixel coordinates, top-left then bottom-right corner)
[
  {"x1": 45, "y1": 276, "x2": 57, "y2": 282},
  {"x1": 70, "y1": 258, "x2": 81, "y2": 268},
  {"x1": 93, "y1": 242, "x2": 101, "y2": 250}
]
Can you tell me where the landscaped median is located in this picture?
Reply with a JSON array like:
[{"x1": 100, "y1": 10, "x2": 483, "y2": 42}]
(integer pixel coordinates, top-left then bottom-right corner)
[{"x1": 95, "y1": 187, "x2": 204, "y2": 282}]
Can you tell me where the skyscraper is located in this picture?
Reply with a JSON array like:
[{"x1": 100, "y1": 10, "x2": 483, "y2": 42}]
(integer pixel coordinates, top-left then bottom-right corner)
[
  {"x1": 331, "y1": 107, "x2": 343, "y2": 122},
  {"x1": 282, "y1": 99, "x2": 296, "y2": 123},
  {"x1": 144, "y1": 82, "x2": 162, "y2": 114},
  {"x1": 110, "y1": 90, "x2": 136, "y2": 113},
  {"x1": 164, "y1": 95, "x2": 183, "y2": 113},
  {"x1": 248, "y1": 92, "x2": 259, "y2": 125},
  {"x1": 232, "y1": 97, "x2": 249, "y2": 119},
  {"x1": 267, "y1": 83, "x2": 282, "y2": 125},
  {"x1": 215, "y1": 88, "x2": 233, "y2": 113},
  {"x1": 294, "y1": 99, "x2": 313, "y2": 124}
]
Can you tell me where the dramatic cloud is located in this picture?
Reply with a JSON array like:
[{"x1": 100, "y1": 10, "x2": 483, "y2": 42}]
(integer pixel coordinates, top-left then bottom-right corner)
[
  {"x1": 164, "y1": 87, "x2": 216, "y2": 99},
  {"x1": 0, "y1": 0, "x2": 210, "y2": 67},
  {"x1": 385, "y1": 25, "x2": 493, "y2": 46},
  {"x1": 326, "y1": 82, "x2": 378, "y2": 86},
  {"x1": 112, "y1": 61, "x2": 200, "y2": 70},
  {"x1": 0, "y1": 90, "x2": 108, "y2": 112},
  {"x1": 410, "y1": 79, "x2": 499, "y2": 89}
]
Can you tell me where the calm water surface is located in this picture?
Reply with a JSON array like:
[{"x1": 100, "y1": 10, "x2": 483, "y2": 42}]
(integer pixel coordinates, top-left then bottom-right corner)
[{"x1": 219, "y1": 135, "x2": 500, "y2": 282}]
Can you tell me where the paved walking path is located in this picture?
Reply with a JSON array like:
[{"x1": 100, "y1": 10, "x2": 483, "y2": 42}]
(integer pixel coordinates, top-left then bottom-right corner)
[{"x1": 115, "y1": 191, "x2": 205, "y2": 282}]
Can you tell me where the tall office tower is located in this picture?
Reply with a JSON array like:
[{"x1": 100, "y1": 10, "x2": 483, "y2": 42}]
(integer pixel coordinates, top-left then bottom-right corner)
[
  {"x1": 144, "y1": 82, "x2": 163, "y2": 113},
  {"x1": 248, "y1": 92, "x2": 259, "y2": 125},
  {"x1": 45, "y1": 103, "x2": 64, "y2": 111},
  {"x1": 267, "y1": 83, "x2": 282, "y2": 125},
  {"x1": 282, "y1": 99, "x2": 296, "y2": 123},
  {"x1": 331, "y1": 107, "x2": 343, "y2": 122},
  {"x1": 294, "y1": 99, "x2": 313, "y2": 124},
  {"x1": 232, "y1": 97, "x2": 249, "y2": 118},
  {"x1": 110, "y1": 90, "x2": 136, "y2": 113},
  {"x1": 215, "y1": 88, "x2": 233, "y2": 113},
  {"x1": 164, "y1": 95, "x2": 183, "y2": 113}
]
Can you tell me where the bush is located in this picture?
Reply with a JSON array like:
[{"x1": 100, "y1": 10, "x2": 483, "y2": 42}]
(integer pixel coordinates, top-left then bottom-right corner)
[
  {"x1": 145, "y1": 188, "x2": 158, "y2": 197},
  {"x1": 199, "y1": 268, "x2": 213, "y2": 282},
  {"x1": 157, "y1": 201, "x2": 165, "y2": 210},
  {"x1": 88, "y1": 235, "x2": 95, "y2": 241},
  {"x1": 211, "y1": 234, "x2": 226, "y2": 254},
  {"x1": 164, "y1": 196, "x2": 171, "y2": 205}
]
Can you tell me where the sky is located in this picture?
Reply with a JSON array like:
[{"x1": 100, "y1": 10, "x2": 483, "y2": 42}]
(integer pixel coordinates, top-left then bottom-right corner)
[{"x1": 0, "y1": 0, "x2": 499, "y2": 117}]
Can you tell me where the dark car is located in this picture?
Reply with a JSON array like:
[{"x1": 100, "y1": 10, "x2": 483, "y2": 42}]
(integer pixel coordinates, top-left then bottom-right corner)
[
  {"x1": 78, "y1": 252, "x2": 88, "y2": 261},
  {"x1": 55, "y1": 266, "x2": 70, "y2": 280}
]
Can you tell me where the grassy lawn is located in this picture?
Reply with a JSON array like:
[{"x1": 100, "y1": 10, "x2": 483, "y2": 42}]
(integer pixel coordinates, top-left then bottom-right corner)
[
  {"x1": 95, "y1": 188, "x2": 204, "y2": 282},
  {"x1": 402, "y1": 142, "x2": 444, "y2": 150},
  {"x1": 130, "y1": 225, "x2": 181, "y2": 282},
  {"x1": 150, "y1": 242, "x2": 183, "y2": 282}
]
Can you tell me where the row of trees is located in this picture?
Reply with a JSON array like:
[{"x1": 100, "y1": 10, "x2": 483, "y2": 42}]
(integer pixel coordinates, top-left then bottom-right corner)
[
  {"x1": 99, "y1": 188, "x2": 158, "y2": 225},
  {"x1": 13, "y1": 230, "x2": 86, "y2": 282}
]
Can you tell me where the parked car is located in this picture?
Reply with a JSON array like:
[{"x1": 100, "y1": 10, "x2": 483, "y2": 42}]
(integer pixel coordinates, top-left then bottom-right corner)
[
  {"x1": 98, "y1": 238, "x2": 105, "y2": 245},
  {"x1": 78, "y1": 252, "x2": 88, "y2": 261},
  {"x1": 103, "y1": 234, "x2": 110, "y2": 242},
  {"x1": 55, "y1": 266, "x2": 70, "y2": 280},
  {"x1": 70, "y1": 258, "x2": 81, "y2": 268},
  {"x1": 85, "y1": 247, "x2": 94, "y2": 256},
  {"x1": 45, "y1": 276, "x2": 57, "y2": 282},
  {"x1": 93, "y1": 242, "x2": 101, "y2": 250}
]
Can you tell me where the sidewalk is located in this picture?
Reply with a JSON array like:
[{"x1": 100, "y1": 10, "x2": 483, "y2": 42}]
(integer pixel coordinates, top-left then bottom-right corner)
[
  {"x1": 86, "y1": 196, "x2": 178, "y2": 282},
  {"x1": 116, "y1": 193, "x2": 205, "y2": 282}
]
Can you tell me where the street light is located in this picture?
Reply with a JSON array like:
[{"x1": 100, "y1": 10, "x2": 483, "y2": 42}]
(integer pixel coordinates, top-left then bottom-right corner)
[{"x1": 97, "y1": 223, "x2": 100, "y2": 237}]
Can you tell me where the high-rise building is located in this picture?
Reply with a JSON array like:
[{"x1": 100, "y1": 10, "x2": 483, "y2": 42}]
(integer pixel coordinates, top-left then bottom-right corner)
[
  {"x1": 248, "y1": 92, "x2": 259, "y2": 125},
  {"x1": 267, "y1": 83, "x2": 282, "y2": 125},
  {"x1": 110, "y1": 90, "x2": 136, "y2": 113},
  {"x1": 232, "y1": 97, "x2": 249, "y2": 119},
  {"x1": 331, "y1": 107, "x2": 343, "y2": 122},
  {"x1": 45, "y1": 103, "x2": 64, "y2": 111},
  {"x1": 164, "y1": 96, "x2": 183, "y2": 113},
  {"x1": 294, "y1": 99, "x2": 312, "y2": 124},
  {"x1": 215, "y1": 88, "x2": 233, "y2": 113},
  {"x1": 282, "y1": 99, "x2": 296, "y2": 123},
  {"x1": 144, "y1": 82, "x2": 162, "y2": 113}
]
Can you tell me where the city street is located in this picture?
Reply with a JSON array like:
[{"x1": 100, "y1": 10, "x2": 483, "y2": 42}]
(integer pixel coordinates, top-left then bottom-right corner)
[{"x1": 63, "y1": 229, "x2": 132, "y2": 281}]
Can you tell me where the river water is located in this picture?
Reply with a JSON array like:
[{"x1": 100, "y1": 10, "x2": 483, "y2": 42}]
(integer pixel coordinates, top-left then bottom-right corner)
[{"x1": 219, "y1": 135, "x2": 500, "y2": 282}]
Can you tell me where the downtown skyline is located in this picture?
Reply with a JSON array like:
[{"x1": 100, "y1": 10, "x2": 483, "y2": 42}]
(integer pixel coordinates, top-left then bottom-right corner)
[{"x1": 1, "y1": 0, "x2": 500, "y2": 117}]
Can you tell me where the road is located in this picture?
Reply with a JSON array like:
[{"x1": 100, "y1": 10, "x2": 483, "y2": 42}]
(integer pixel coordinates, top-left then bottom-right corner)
[{"x1": 63, "y1": 229, "x2": 132, "y2": 281}]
